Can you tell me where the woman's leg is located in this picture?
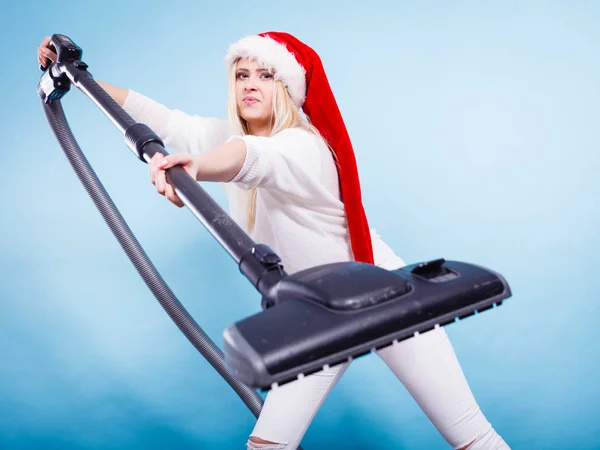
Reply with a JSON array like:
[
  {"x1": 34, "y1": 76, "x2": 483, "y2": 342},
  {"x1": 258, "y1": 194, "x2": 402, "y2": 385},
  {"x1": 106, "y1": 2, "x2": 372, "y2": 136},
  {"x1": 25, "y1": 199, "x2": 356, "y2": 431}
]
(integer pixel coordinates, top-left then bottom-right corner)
[
  {"x1": 247, "y1": 362, "x2": 350, "y2": 450},
  {"x1": 376, "y1": 326, "x2": 509, "y2": 449}
]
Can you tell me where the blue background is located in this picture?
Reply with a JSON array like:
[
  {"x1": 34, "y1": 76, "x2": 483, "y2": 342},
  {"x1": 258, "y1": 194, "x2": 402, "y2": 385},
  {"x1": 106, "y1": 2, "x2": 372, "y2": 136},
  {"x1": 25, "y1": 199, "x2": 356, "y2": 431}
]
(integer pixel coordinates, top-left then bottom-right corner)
[{"x1": 2, "y1": 1, "x2": 599, "y2": 448}]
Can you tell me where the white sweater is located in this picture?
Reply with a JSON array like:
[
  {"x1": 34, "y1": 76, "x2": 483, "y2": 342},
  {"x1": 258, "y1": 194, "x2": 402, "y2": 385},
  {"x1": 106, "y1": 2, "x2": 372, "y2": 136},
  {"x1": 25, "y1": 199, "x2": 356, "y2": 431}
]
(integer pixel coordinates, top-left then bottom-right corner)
[{"x1": 122, "y1": 90, "x2": 405, "y2": 274}]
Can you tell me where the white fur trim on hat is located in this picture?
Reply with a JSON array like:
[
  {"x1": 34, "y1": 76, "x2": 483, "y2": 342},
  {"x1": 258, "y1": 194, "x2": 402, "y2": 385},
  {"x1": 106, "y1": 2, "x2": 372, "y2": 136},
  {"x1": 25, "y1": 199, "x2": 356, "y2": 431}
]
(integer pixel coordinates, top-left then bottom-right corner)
[{"x1": 224, "y1": 35, "x2": 306, "y2": 107}]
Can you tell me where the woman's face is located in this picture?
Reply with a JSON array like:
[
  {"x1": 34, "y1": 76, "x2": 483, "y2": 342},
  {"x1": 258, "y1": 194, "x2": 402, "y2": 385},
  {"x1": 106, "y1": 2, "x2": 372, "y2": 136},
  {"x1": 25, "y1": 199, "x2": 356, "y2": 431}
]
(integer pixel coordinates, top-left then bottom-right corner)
[{"x1": 236, "y1": 57, "x2": 275, "y2": 130}]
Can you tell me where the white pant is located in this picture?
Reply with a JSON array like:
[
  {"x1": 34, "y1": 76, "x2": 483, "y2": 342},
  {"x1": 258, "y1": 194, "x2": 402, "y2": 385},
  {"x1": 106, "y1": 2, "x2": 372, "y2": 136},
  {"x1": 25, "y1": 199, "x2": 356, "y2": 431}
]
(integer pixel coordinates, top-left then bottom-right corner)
[{"x1": 247, "y1": 327, "x2": 509, "y2": 450}]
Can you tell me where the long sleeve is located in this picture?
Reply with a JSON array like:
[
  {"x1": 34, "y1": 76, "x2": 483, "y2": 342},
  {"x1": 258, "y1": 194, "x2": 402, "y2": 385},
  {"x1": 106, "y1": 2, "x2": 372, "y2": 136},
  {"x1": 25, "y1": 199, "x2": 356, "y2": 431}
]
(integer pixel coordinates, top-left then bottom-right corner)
[
  {"x1": 122, "y1": 90, "x2": 230, "y2": 156},
  {"x1": 228, "y1": 128, "x2": 336, "y2": 202}
]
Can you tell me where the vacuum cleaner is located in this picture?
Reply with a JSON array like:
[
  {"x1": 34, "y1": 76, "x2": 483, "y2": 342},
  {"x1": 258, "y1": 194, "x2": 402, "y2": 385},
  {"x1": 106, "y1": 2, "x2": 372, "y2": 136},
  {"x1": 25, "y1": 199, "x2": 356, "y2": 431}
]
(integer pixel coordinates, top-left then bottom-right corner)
[{"x1": 38, "y1": 32, "x2": 510, "y2": 410}]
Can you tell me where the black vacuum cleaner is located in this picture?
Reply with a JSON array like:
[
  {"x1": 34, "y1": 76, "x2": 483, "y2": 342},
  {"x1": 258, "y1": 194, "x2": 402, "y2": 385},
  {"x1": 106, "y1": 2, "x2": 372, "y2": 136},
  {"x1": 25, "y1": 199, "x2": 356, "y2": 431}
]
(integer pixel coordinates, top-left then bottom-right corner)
[{"x1": 39, "y1": 34, "x2": 510, "y2": 402}]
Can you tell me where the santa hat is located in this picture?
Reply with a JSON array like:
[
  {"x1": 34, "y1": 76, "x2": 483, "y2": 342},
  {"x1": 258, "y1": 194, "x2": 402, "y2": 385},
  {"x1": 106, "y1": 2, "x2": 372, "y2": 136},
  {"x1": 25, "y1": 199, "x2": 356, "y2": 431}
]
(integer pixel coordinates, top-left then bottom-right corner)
[{"x1": 225, "y1": 32, "x2": 374, "y2": 265}]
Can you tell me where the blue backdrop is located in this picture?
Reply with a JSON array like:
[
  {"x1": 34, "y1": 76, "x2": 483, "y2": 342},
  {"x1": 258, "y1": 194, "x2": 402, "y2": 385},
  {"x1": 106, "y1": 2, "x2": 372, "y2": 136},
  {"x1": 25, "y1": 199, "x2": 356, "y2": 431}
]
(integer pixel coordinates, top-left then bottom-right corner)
[{"x1": 2, "y1": 1, "x2": 599, "y2": 448}]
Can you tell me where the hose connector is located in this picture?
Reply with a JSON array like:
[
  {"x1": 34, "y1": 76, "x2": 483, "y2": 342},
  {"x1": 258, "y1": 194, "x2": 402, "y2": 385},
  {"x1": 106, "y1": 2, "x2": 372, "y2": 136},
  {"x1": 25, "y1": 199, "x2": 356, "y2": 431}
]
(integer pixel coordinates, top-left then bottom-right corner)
[{"x1": 124, "y1": 123, "x2": 165, "y2": 161}]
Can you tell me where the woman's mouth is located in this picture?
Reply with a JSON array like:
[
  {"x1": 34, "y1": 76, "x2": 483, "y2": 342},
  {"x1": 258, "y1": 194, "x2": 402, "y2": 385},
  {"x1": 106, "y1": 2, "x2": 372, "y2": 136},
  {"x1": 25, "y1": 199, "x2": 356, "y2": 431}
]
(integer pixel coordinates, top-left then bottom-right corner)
[{"x1": 243, "y1": 97, "x2": 259, "y2": 106}]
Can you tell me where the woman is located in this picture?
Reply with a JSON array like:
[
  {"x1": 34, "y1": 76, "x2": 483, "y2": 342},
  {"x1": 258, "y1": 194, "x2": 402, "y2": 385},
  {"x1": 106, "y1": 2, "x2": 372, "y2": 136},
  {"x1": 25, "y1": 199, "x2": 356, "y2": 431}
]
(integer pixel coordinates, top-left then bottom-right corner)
[{"x1": 38, "y1": 32, "x2": 509, "y2": 450}]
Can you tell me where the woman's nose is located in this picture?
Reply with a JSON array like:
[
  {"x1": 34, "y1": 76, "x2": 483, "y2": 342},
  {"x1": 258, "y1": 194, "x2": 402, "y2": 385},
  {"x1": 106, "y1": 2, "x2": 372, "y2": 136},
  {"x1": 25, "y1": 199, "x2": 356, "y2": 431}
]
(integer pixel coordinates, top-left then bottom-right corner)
[{"x1": 244, "y1": 76, "x2": 258, "y2": 90}]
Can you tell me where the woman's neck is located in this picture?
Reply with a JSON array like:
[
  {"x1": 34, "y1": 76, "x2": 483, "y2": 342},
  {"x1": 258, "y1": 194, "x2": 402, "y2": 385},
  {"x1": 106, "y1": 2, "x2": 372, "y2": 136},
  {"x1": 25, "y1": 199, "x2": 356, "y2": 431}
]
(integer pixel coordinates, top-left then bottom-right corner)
[{"x1": 247, "y1": 120, "x2": 271, "y2": 137}]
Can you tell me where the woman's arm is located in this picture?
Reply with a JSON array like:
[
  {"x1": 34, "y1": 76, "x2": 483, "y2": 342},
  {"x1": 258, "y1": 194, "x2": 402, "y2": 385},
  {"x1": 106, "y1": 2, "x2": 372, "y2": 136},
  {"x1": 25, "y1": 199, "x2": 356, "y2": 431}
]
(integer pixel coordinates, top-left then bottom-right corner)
[
  {"x1": 122, "y1": 90, "x2": 229, "y2": 156},
  {"x1": 157, "y1": 138, "x2": 247, "y2": 183},
  {"x1": 98, "y1": 81, "x2": 129, "y2": 106},
  {"x1": 223, "y1": 128, "x2": 333, "y2": 202},
  {"x1": 151, "y1": 139, "x2": 246, "y2": 207},
  {"x1": 38, "y1": 37, "x2": 229, "y2": 155},
  {"x1": 195, "y1": 139, "x2": 247, "y2": 182}
]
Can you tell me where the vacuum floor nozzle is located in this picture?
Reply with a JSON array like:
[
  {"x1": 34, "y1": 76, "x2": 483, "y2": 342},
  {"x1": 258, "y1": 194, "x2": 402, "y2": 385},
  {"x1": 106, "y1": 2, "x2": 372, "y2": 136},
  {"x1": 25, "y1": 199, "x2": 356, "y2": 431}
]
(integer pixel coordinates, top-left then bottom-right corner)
[{"x1": 224, "y1": 259, "x2": 510, "y2": 390}]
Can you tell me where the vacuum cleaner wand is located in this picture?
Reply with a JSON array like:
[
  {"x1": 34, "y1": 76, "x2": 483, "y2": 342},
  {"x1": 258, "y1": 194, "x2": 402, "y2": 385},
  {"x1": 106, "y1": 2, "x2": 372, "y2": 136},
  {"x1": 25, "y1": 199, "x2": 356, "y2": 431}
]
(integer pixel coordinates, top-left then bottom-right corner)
[{"x1": 38, "y1": 34, "x2": 286, "y2": 305}]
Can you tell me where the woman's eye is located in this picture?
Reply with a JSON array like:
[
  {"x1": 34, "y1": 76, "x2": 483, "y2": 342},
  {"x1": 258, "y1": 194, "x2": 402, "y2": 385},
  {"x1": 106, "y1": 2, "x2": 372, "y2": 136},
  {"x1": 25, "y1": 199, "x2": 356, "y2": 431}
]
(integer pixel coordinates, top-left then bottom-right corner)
[{"x1": 236, "y1": 72, "x2": 272, "y2": 80}]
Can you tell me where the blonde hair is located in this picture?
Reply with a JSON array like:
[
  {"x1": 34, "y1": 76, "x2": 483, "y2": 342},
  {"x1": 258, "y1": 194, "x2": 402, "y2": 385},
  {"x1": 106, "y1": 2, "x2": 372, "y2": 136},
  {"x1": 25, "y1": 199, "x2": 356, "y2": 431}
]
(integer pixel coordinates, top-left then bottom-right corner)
[{"x1": 227, "y1": 58, "x2": 329, "y2": 232}]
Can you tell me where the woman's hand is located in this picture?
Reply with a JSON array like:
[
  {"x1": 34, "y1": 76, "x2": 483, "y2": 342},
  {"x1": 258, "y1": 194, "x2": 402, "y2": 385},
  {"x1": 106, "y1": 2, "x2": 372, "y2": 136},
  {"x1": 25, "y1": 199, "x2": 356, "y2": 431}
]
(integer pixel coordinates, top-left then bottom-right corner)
[
  {"x1": 150, "y1": 153, "x2": 201, "y2": 208},
  {"x1": 37, "y1": 36, "x2": 57, "y2": 68},
  {"x1": 37, "y1": 36, "x2": 130, "y2": 105}
]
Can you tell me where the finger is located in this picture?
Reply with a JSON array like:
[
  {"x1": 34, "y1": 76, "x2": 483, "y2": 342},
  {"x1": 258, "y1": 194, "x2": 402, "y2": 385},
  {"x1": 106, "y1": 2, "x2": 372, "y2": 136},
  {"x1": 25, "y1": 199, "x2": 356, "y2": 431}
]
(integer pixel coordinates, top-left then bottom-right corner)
[
  {"x1": 39, "y1": 38, "x2": 51, "y2": 53},
  {"x1": 165, "y1": 183, "x2": 184, "y2": 208},
  {"x1": 156, "y1": 168, "x2": 167, "y2": 195},
  {"x1": 150, "y1": 153, "x2": 158, "y2": 184},
  {"x1": 42, "y1": 47, "x2": 57, "y2": 61},
  {"x1": 150, "y1": 153, "x2": 164, "y2": 185},
  {"x1": 38, "y1": 48, "x2": 47, "y2": 67},
  {"x1": 40, "y1": 47, "x2": 57, "y2": 66},
  {"x1": 157, "y1": 153, "x2": 191, "y2": 170}
]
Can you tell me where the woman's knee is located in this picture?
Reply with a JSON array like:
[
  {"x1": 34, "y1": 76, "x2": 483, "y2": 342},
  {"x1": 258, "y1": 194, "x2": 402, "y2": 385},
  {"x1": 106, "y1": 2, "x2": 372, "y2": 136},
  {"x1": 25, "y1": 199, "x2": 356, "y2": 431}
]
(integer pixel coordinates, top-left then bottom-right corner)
[
  {"x1": 247, "y1": 436, "x2": 287, "y2": 450},
  {"x1": 455, "y1": 426, "x2": 510, "y2": 450}
]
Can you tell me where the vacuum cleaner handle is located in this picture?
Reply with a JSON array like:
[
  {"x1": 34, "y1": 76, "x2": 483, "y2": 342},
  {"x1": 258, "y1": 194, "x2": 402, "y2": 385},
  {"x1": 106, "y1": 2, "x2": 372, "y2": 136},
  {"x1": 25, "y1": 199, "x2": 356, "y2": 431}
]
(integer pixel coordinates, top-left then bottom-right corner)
[{"x1": 39, "y1": 34, "x2": 82, "y2": 71}]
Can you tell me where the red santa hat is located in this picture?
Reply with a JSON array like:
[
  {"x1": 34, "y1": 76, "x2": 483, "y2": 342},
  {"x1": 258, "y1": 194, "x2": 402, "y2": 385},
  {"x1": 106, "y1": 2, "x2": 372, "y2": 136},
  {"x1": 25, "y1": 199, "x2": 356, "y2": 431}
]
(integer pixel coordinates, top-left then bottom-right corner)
[{"x1": 225, "y1": 32, "x2": 374, "y2": 265}]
